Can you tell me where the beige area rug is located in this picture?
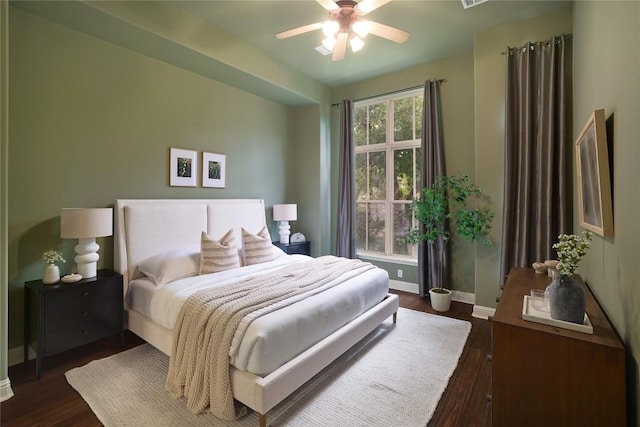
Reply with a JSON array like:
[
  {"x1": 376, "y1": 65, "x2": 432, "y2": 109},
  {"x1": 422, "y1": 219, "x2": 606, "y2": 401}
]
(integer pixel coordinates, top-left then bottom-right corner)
[{"x1": 66, "y1": 307, "x2": 471, "y2": 427}]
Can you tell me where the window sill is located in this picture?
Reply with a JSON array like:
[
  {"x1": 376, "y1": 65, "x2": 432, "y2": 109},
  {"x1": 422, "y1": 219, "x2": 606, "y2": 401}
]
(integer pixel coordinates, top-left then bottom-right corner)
[{"x1": 357, "y1": 252, "x2": 418, "y2": 267}]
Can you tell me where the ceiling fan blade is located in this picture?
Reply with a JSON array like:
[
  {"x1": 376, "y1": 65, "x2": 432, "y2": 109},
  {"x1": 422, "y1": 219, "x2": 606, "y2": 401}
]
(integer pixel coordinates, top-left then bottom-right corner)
[
  {"x1": 316, "y1": 0, "x2": 340, "y2": 11},
  {"x1": 355, "y1": 0, "x2": 392, "y2": 15},
  {"x1": 276, "y1": 22, "x2": 323, "y2": 39},
  {"x1": 368, "y1": 21, "x2": 410, "y2": 43},
  {"x1": 332, "y1": 33, "x2": 348, "y2": 61}
]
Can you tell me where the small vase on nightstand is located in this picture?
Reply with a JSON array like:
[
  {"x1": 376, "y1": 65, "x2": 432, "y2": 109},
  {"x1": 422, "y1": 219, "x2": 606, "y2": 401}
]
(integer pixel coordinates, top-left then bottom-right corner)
[{"x1": 42, "y1": 264, "x2": 60, "y2": 284}]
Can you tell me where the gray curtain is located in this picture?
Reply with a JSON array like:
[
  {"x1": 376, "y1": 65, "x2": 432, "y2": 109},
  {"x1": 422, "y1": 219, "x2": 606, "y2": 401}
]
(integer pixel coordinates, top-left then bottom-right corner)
[
  {"x1": 500, "y1": 35, "x2": 569, "y2": 286},
  {"x1": 336, "y1": 99, "x2": 356, "y2": 258},
  {"x1": 419, "y1": 80, "x2": 448, "y2": 297}
]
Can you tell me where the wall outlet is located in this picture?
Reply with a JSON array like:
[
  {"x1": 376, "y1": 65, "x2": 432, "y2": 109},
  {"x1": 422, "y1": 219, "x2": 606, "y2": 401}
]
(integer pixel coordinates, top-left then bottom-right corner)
[{"x1": 397, "y1": 269, "x2": 403, "y2": 279}]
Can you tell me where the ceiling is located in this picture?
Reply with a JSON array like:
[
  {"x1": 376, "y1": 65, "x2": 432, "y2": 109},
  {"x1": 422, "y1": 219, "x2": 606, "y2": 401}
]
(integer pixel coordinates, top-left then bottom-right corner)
[
  {"x1": 11, "y1": 0, "x2": 571, "y2": 104},
  {"x1": 176, "y1": 0, "x2": 571, "y2": 87}
]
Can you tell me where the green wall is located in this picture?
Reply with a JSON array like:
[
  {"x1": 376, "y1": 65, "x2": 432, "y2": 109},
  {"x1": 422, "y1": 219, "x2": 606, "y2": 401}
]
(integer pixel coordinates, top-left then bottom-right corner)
[
  {"x1": 329, "y1": 52, "x2": 477, "y2": 293},
  {"x1": 573, "y1": 1, "x2": 640, "y2": 422},
  {"x1": 473, "y1": 7, "x2": 573, "y2": 308},
  {"x1": 6, "y1": 7, "x2": 298, "y2": 348}
]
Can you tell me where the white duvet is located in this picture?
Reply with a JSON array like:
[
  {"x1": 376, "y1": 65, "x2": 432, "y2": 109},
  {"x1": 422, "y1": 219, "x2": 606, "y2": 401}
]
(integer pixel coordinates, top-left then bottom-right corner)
[{"x1": 127, "y1": 255, "x2": 389, "y2": 376}]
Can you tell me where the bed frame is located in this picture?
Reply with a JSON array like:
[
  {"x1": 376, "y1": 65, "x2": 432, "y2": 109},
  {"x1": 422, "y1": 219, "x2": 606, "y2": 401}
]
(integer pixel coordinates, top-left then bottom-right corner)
[{"x1": 113, "y1": 199, "x2": 399, "y2": 426}]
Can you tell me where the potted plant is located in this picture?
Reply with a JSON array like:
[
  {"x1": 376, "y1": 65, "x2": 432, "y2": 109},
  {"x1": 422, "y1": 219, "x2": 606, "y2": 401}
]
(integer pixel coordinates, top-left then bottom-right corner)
[
  {"x1": 406, "y1": 174, "x2": 494, "y2": 311},
  {"x1": 42, "y1": 249, "x2": 65, "y2": 284}
]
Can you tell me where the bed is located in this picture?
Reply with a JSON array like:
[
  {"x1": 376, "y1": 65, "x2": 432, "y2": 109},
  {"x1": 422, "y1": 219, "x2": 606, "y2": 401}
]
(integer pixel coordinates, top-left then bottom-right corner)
[{"x1": 113, "y1": 199, "x2": 399, "y2": 426}]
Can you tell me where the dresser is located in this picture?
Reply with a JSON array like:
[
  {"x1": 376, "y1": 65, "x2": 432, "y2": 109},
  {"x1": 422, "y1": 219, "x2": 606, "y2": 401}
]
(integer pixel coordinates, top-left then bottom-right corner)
[
  {"x1": 491, "y1": 267, "x2": 626, "y2": 426},
  {"x1": 24, "y1": 269, "x2": 123, "y2": 379}
]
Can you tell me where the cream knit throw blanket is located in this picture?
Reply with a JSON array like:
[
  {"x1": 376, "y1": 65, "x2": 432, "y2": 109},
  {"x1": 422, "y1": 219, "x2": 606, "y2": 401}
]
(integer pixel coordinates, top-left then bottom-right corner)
[{"x1": 165, "y1": 256, "x2": 375, "y2": 420}]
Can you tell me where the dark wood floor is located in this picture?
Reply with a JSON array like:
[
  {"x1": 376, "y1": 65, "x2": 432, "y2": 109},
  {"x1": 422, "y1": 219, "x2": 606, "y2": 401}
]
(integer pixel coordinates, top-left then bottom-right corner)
[{"x1": 1, "y1": 290, "x2": 492, "y2": 426}]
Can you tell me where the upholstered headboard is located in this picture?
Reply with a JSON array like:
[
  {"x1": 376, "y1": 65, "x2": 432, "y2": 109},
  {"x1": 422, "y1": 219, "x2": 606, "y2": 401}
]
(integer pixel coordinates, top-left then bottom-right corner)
[{"x1": 114, "y1": 199, "x2": 267, "y2": 294}]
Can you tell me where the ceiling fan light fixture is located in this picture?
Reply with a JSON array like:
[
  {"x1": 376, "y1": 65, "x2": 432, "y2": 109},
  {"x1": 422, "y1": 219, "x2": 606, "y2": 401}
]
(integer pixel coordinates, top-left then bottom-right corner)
[
  {"x1": 352, "y1": 20, "x2": 370, "y2": 38},
  {"x1": 322, "y1": 36, "x2": 337, "y2": 52},
  {"x1": 322, "y1": 20, "x2": 340, "y2": 37},
  {"x1": 349, "y1": 35, "x2": 365, "y2": 52}
]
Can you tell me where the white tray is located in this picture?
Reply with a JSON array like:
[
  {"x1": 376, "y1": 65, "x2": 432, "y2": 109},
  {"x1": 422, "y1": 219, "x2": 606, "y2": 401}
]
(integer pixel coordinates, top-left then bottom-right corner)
[{"x1": 522, "y1": 295, "x2": 593, "y2": 334}]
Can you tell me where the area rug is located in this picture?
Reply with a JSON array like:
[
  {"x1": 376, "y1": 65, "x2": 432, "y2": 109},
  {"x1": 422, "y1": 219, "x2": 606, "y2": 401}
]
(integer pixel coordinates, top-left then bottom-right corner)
[{"x1": 65, "y1": 307, "x2": 471, "y2": 427}]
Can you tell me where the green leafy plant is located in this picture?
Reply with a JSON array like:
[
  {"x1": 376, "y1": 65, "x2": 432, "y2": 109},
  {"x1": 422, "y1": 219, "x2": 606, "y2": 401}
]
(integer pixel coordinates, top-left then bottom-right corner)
[
  {"x1": 42, "y1": 250, "x2": 65, "y2": 265},
  {"x1": 405, "y1": 174, "x2": 494, "y2": 290},
  {"x1": 552, "y1": 231, "x2": 592, "y2": 276}
]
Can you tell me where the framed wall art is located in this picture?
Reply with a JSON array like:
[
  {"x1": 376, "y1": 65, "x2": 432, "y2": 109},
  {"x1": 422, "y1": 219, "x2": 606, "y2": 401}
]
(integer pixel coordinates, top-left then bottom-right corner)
[
  {"x1": 169, "y1": 148, "x2": 197, "y2": 187},
  {"x1": 575, "y1": 109, "x2": 613, "y2": 237},
  {"x1": 202, "y1": 152, "x2": 226, "y2": 188}
]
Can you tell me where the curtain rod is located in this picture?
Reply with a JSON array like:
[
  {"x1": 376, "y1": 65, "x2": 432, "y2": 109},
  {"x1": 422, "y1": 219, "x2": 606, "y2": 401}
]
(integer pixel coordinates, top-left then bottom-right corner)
[
  {"x1": 501, "y1": 33, "x2": 573, "y2": 55},
  {"x1": 331, "y1": 79, "x2": 447, "y2": 107}
]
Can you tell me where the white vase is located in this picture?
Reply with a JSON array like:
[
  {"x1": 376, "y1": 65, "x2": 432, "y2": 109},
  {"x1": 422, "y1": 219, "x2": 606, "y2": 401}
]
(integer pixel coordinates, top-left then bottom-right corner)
[
  {"x1": 43, "y1": 264, "x2": 60, "y2": 284},
  {"x1": 429, "y1": 288, "x2": 452, "y2": 312}
]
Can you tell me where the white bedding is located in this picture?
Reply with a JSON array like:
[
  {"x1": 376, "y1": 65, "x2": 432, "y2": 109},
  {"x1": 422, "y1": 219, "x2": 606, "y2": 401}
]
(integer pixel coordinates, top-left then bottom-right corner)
[{"x1": 127, "y1": 254, "x2": 389, "y2": 376}]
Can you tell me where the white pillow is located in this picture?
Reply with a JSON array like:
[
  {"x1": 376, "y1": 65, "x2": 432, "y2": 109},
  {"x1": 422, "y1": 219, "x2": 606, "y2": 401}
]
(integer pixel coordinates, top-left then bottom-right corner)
[
  {"x1": 199, "y1": 230, "x2": 241, "y2": 274},
  {"x1": 272, "y1": 245, "x2": 287, "y2": 258},
  {"x1": 241, "y1": 226, "x2": 276, "y2": 266},
  {"x1": 138, "y1": 246, "x2": 200, "y2": 286}
]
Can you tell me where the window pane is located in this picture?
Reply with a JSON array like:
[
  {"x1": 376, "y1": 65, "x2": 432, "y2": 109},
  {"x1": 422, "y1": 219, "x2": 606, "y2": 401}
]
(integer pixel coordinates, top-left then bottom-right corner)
[
  {"x1": 393, "y1": 98, "x2": 413, "y2": 142},
  {"x1": 356, "y1": 153, "x2": 368, "y2": 200},
  {"x1": 354, "y1": 105, "x2": 367, "y2": 146},
  {"x1": 394, "y1": 148, "x2": 414, "y2": 200},
  {"x1": 415, "y1": 95, "x2": 423, "y2": 139},
  {"x1": 393, "y1": 203, "x2": 412, "y2": 255},
  {"x1": 368, "y1": 103, "x2": 386, "y2": 145},
  {"x1": 367, "y1": 203, "x2": 386, "y2": 253},
  {"x1": 368, "y1": 151, "x2": 386, "y2": 200},
  {"x1": 356, "y1": 203, "x2": 367, "y2": 251}
]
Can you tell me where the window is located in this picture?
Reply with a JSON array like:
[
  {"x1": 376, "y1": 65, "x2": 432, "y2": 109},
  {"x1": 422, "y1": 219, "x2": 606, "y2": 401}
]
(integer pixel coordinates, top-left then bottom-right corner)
[{"x1": 354, "y1": 89, "x2": 423, "y2": 260}]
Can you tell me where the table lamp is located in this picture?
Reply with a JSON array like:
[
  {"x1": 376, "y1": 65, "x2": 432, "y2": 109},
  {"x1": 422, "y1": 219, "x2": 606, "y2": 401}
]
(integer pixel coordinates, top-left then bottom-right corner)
[
  {"x1": 60, "y1": 208, "x2": 113, "y2": 278},
  {"x1": 273, "y1": 204, "x2": 297, "y2": 245}
]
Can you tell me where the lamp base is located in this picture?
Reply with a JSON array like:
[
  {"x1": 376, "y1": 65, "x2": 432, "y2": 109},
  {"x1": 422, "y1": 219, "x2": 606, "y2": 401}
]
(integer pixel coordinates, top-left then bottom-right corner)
[
  {"x1": 74, "y1": 238, "x2": 100, "y2": 278},
  {"x1": 278, "y1": 220, "x2": 291, "y2": 245}
]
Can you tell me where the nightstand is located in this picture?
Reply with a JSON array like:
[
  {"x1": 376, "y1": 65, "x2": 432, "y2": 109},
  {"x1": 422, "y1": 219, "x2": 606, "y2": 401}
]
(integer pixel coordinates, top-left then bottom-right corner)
[
  {"x1": 273, "y1": 241, "x2": 311, "y2": 256},
  {"x1": 24, "y1": 269, "x2": 124, "y2": 379}
]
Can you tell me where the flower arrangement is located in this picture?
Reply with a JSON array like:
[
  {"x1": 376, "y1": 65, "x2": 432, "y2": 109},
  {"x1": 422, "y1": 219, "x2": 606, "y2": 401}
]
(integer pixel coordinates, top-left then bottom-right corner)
[
  {"x1": 42, "y1": 250, "x2": 65, "y2": 265},
  {"x1": 552, "y1": 231, "x2": 592, "y2": 276}
]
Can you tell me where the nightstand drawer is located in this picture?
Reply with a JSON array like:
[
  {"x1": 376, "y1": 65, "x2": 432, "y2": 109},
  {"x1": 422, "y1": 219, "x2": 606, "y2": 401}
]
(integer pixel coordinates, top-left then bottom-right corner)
[
  {"x1": 45, "y1": 319, "x2": 119, "y2": 356},
  {"x1": 46, "y1": 279, "x2": 119, "y2": 310}
]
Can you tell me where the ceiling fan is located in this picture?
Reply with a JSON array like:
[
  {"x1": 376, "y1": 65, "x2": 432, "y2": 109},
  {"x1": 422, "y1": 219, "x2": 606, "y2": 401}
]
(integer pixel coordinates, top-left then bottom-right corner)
[{"x1": 276, "y1": 0, "x2": 410, "y2": 62}]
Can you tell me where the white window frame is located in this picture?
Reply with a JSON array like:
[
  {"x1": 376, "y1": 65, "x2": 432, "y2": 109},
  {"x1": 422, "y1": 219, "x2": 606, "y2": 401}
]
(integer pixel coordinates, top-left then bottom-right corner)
[{"x1": 355, "y1": 88, "x2": 422, "y2": 262}]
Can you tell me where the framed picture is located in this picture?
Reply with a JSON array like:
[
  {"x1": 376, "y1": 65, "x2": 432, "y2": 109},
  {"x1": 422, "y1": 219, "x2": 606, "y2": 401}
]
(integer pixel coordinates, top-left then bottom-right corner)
[
  {"x1": 202, "y1": 152, "x2": 226, "y2": 188},
  {"x1": 169, "y1": 148, "x2": 197, "y2": 187},
  {"x1": 575, "y1": 109, "x2": 613, "y2": 237}
]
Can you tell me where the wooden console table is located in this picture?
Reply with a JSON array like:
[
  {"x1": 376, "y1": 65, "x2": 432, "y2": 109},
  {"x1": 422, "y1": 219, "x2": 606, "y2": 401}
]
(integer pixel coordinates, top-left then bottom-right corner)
[{"x1": 491, "y1": 267, "x2": 626, "y2": 426}]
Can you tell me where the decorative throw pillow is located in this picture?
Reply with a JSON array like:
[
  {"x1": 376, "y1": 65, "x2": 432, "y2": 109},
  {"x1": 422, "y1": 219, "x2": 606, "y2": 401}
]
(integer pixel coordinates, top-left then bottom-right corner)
[
  {"x1": 199, "y1": 229, "x2": 241, "y2": 274},
  {"x1": 241, "y1": 226, "x2": 276, "y2": 266},
  {"x1": 138, "y1": 246, "x2": 200, "y2": 286}
]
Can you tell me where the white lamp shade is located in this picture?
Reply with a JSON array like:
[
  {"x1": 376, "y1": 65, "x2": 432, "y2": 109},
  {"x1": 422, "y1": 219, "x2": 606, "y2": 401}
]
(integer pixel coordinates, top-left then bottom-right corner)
[
  {"x1": 60, "y1": 208, "x2": 113, "y2": 238},
  {"x1": 273, "y1": 204, "x2": 297, "y2": 221}
]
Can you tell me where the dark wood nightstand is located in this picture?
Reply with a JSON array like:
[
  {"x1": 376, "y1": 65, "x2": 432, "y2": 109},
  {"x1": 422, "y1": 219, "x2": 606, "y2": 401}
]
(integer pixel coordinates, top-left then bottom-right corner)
[
  {"x1": 24, "y1": 269, "x2": 124, "y2": 379},
  {"x1": 273, "y1": 241, "x2": 311, "y2": 256}
]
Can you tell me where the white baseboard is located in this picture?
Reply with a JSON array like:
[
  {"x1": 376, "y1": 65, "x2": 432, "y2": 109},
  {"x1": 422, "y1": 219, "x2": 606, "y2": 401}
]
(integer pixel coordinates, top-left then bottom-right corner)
[
  {"x1": 8, "y1": 345, "x2": 35, "y2": 367},
  {"x1": 389, "y1": 280, "x2": 475, "y2": 306},
  {"x1": 472, "y1": 305, "x2": 495, "y2": 320},
  {"x1": 0, "y1": 377, "x2": 14, "y2": 402},
  {"x1": 389, "y1": 279, "x2": 419, "y2": 294},
  {"x1": 452, "y1": 290, "x2": 475, "y2": 305}
]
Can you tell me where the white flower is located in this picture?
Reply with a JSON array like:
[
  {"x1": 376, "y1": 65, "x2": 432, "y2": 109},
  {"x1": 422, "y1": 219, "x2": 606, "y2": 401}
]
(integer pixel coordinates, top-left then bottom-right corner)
[
  {"x1": 552, "y1": 231, "x2": 592, "y2": 276},
  {"x1": 42, "y1": 250, "x2": 65, "y2": 265}
]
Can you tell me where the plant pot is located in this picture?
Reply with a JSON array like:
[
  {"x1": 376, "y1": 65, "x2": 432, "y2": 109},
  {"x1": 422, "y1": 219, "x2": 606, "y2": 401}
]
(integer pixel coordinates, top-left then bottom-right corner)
[
  {"x1": 429, "y1": 288, "x2": 452, "y2": 312},
  {"x1": 43, "y1": 264, "x2": 60, "y2": 285}
]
